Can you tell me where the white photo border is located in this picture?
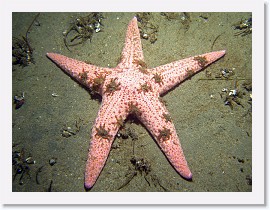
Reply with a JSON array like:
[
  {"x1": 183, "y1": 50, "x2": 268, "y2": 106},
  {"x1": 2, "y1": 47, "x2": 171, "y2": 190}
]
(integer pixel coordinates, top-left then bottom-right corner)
[{"x1": 0, "y1": 0, "x2": 264, "y2": 205}]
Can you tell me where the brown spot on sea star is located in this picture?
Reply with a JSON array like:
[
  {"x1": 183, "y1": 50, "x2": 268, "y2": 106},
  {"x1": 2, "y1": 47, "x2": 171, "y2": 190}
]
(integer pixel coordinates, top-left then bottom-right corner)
[
  {"x1": 105, "y1": 78, "x2": 121, "y2": 95},
  {"x1": 92, "y1": 74, "x2": 106, "y2": 93},
  {"x1": 78, "y1": 69, "x2": 89, "y2": 84},
  {"x1": 152, "y1": 73, "x2": 163, "y2": 85},
  {"x1": 139, "y1": 82, "x2": 152, "y2": 93},
  {"x1": 157, "y1": 127, "x2": 172, "y2": 142},
  {"x1": 133, "y1": 59, "x2": 148, "y2": 74},
  {"x1": 194, "y1": 56, "x2": 208, "y2": 67},
  {"x1": 162, "y1": 113, "x2": 172, "y2": 122},
  {"x1": 95, "y1": 124, "x2": 112, "y2": 140},
  {"x1": 128, "y1": 102, "x2": 142, "y2": 116}
]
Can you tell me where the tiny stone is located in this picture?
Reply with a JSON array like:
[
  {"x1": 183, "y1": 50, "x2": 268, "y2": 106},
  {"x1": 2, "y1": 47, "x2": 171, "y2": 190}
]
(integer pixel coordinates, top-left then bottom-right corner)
[{"x1": 49, "y1": 158, "x2": 57, "y2": 166}]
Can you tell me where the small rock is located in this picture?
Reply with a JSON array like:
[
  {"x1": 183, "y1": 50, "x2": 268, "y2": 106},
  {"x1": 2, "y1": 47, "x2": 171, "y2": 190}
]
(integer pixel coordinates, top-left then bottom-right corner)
[{"x1": 49, "y1": 158, "x2": 57, "y2": 166}]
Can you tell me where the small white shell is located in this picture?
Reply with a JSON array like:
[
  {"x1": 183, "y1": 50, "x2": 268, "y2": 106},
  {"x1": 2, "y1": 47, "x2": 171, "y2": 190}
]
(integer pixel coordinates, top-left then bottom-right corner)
[
  {"x1": 222, "y1": 88, "x2": 228, "y2": 92},
  {"x1": 52, "y1": 93, "x2": 59, "y2": 97},
  {"x1": 142, "y1": 33, "x2": 148, "y2": 39},
  {"x1": 95, "y1": 22, "x2": 100, "y2": 28},
  {"x1": 229, "y1": 89, "x2": 237, "y2": 96}
]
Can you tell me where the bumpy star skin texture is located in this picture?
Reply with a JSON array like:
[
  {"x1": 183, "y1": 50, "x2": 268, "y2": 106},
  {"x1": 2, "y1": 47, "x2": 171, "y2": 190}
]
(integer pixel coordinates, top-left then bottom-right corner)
[{"x1": 47, "y1": 17, "x2": 225, "y2": 189}]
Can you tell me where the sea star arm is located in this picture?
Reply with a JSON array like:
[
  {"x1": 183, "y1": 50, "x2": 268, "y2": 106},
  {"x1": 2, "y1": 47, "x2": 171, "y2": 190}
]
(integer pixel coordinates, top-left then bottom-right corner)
[
  {"x1": 117, "y1": 17, "x2": 145, "y2": 69},
  {"x1": 47, "y1": 53, "x2": 112, "y2": 92},
  {"x1": 84, "y1": 92, "x2": 129, "y2": 189},
  {"x1": 137, "y1": 94, "x2": 192, "y2": 180},
  {"x1": 150, "y1": 50, "x2": 226, "y2": 95}
]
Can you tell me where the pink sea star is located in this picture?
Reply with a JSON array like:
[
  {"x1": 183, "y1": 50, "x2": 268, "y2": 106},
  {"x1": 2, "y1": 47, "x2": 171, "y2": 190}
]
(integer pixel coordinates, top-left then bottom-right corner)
[{"x1": 47, "y1": 17, "x2": 225, "y2": 189}]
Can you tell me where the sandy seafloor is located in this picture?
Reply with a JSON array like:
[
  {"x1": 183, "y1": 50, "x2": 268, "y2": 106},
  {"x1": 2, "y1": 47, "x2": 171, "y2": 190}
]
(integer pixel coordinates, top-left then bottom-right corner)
[{"x1": 12, "y1": 12, "x2": 252, "y2": 192}]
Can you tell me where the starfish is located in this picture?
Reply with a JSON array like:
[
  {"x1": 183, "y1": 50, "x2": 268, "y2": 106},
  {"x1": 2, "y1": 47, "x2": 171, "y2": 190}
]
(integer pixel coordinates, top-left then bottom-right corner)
[{"x1": 47, "y1": 17, "x2": 225, "y2": 189}]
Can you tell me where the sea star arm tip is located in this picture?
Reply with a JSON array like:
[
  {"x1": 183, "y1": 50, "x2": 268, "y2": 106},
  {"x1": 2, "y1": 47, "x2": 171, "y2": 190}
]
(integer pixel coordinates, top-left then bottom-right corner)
[
  {"x1": 151, "y1": 49, "x2": 226, "y2": 94},
  {"x1": 84, "y1": 94, "x2": 129, "y2": 189},
  {"x1": 118, "y1": 16, "x2": 144, "y2": 69},
  {"x1": 137, "y1": 95, "x2": 192, "y2": 180},
  {"x1": 47, "y1": 52, "x2": 112, "y2": 92}
]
